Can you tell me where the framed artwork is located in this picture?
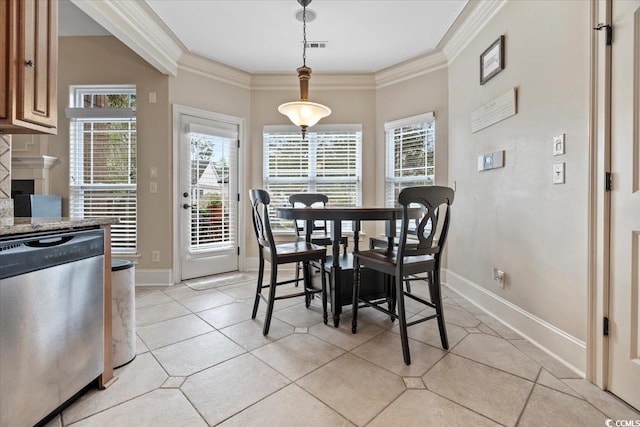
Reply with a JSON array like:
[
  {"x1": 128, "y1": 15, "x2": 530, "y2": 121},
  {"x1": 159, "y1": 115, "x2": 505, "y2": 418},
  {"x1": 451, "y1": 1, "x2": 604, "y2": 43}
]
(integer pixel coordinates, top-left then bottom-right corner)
[{"x1": 480, "y1": 35, "x2": 505, "y2": 85}]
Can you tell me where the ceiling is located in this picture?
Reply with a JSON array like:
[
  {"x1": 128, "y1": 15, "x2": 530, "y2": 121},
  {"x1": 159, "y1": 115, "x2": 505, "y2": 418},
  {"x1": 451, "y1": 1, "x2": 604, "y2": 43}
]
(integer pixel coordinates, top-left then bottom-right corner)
[{"x1": 59, "y1": 0, "x2": 469, "y2": 74}]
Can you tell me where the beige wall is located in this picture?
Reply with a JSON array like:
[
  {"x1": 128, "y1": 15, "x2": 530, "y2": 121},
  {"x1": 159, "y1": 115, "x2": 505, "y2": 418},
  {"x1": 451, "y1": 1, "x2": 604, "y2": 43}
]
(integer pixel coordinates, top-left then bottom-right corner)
[
  {"x1": 375, "y1": 67, "x2": 449, "y2": 203},
  {"x1": 446, "y1": 0, "x2": 590, "y2": 341},
  {"x1": 49, "y1": 36, "x2": 171, "y2": 270}
]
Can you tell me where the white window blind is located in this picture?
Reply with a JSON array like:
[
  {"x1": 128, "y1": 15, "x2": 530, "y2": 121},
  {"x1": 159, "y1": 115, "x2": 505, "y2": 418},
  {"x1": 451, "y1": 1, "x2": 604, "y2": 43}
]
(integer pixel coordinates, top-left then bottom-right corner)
[
  {"x1": 68, "y1": 86, "x2": 137, "y2": 253},
  {"x1": 384, "y1": 113, "x2": 435, "y2": 207},
  {"x1": 263, "y1": 125, "x2": 362, "y2": 230}
]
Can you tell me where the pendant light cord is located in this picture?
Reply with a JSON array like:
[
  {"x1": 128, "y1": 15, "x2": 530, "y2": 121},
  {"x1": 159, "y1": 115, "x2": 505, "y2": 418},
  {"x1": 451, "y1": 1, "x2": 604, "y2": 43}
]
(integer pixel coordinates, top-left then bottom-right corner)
[{"x1": 302, "y1": 4, "x2": 307, "y2": 67}]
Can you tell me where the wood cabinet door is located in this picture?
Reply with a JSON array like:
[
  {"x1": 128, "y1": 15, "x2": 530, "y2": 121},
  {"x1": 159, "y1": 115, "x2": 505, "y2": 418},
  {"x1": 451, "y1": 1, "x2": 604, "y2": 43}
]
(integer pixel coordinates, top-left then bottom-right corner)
[
  {"x1": 16, "y1": 0, "x2": 57, "y2": 129},
  {"x1": 0, "y1": 0, "x2": 10, "y2": 122}
]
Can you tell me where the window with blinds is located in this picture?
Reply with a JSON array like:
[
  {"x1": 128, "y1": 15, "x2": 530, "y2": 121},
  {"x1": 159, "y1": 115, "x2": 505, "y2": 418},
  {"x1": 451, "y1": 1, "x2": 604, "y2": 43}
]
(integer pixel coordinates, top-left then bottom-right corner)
[
  {"x1": 384, "y1": 112, "x2": 435, "y2": 207},
  {"x1": 68, "y1": 86, "x2": 137, "y2": 253},
  {"x1": 263, "y1": 125, "x2": 362, "y2": 230}
]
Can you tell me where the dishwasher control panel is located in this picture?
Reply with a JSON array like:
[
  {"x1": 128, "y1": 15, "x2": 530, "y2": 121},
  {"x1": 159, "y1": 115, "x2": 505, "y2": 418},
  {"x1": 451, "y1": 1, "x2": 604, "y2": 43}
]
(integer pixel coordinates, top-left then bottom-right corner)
[{"x1": 0, "y1": 228, "x2": 105, "y2": 280}]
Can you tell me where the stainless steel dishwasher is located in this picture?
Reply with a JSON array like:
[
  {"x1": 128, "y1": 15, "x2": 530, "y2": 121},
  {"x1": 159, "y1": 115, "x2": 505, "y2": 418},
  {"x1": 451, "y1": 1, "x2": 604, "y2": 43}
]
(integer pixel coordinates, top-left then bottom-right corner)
[{"x1": 0, "y1": 228, "x2": 105, "y2": 427}]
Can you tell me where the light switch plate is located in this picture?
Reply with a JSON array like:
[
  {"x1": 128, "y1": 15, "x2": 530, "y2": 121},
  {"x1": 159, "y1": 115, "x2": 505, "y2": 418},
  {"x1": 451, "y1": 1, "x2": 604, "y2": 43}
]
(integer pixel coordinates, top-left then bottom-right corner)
[
  {"x1": 553, "y1": 134, "x2": 565, "y2": 156},
  {"x1": 553, "y1": 162, "x2": 565, "y2": 184}
]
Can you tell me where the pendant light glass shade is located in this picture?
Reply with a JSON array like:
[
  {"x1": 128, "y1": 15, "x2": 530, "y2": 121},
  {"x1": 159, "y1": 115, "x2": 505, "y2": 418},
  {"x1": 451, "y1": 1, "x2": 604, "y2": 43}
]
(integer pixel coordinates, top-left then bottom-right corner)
[
  {"x1": 278, "y1": 0, "x2": 330, "y2": 137},
  {"x1": 278, "y1": 101, "x2": 331, "y2": 128}
]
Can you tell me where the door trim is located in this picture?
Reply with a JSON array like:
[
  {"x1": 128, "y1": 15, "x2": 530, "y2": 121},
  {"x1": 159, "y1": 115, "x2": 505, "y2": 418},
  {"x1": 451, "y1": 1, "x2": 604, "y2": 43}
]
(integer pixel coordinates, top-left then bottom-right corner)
[
  {"x1": 172, "y1": 104, "x2": 247, "y2": 285},
  {"x1": 587, "y1": 0, "x2": 612, "y2": 387}
]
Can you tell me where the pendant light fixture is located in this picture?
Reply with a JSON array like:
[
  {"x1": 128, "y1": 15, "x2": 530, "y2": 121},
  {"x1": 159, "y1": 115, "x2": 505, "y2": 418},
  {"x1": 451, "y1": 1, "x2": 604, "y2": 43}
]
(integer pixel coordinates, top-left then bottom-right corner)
[{"x1": 278, "y1": 0, "x2": 331, "y2": 138}]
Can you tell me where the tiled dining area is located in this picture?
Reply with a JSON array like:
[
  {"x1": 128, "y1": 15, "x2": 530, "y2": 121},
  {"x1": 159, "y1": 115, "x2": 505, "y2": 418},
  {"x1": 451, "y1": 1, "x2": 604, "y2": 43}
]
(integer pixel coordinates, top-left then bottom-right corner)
[{"x1": 46, "y1": 271, "x2": 639, "y2": 427}]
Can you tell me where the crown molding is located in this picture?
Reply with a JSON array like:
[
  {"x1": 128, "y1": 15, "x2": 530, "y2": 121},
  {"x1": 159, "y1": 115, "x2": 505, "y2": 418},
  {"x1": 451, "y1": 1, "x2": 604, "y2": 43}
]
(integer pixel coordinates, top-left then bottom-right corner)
[
  {"x1": 251, "y1": 73, "x2": 376, "y2": 91},
  {"x1": 178, "y1": 52, "x2": 252, "y2": 90},
  {"x1": 374, "y1": 52, "x2": 448, "y2": 89},
  {"x1": 70, "y1": 0, "x2": 182, "y2": 76},
  {"x1": 442, "y1": 0, "x2": 509, "y2": 64}
]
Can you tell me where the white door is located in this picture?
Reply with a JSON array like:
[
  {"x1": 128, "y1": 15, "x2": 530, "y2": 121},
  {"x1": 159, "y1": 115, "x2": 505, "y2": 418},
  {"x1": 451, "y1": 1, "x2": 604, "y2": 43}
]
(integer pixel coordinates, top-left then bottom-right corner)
[
  {"x1": 178, "y1": 112, "x2": 239, "y2": 280},
  {"x1": 608, "y1": 0, "x2": 640, "y2": 409}
]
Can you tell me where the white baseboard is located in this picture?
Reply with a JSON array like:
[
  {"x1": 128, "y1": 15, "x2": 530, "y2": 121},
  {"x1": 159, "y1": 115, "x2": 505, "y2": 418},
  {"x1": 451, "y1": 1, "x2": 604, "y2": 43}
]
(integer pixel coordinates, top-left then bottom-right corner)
[
  {"x1": 135, "y1": 269, "x2": 174, "y2": 287},
  {"x1": 444, "y1": 269, "x2": 586, "y2": 376}
]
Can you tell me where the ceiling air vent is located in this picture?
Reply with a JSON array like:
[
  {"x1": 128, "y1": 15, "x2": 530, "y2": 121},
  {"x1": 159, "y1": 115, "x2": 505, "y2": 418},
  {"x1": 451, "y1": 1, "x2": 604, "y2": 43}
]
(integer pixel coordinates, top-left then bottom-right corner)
[{"x1": 305, "y1": 41, "x2": 328, "y2": 49}]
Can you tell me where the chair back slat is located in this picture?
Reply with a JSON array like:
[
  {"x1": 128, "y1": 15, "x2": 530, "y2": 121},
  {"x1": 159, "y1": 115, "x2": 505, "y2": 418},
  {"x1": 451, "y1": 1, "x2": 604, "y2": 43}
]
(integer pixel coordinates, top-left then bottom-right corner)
[
  {"x1": 289, "y1": 193, "x2": 330, "y2": 238},
  {"x1": 397, "y1": 186, "x2": 454, "y2": 260},
  {"x1": 249, "y1": 189, "x2": 277, "y2": 253}
]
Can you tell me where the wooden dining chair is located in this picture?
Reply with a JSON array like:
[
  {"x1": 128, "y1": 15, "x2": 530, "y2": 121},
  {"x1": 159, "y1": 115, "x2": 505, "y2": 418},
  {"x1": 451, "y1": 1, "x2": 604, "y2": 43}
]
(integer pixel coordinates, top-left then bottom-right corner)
[
  {"x1": 249, "y1": 189, "x2": 328, "y2": 335},
  {"x1": 351, "y1": 186, "x2": 454, "y2": 365},
  {"x1": 289, "y1": 193, "x2": 348, "y2": 286}
]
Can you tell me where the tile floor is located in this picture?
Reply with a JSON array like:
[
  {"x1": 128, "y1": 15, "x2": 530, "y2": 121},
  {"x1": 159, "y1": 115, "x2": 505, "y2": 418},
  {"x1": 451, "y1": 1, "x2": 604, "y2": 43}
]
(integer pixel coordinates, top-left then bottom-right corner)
[{"x1": 45, "y1": 271, "x2": 639, "y2": 427}]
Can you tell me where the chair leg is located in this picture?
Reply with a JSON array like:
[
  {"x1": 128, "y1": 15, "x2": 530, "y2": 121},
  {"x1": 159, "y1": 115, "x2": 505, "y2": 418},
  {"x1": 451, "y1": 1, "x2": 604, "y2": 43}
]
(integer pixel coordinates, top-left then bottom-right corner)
[
  {"x1": 302, "y1": 261, "x2": 312, "y2": 308},
  {"x1": 388, "y1": 275, "x2": 397, "y2": 321},
  {"x1": 351, "y1": 264, "x2": 361, "y2": 333},
  {"x1": 429, "y1": 270, "x2": 449, "y2": 350},
  {"x1": 321, "y1": 258, "x2": 328, "y2": 324},
  {"x1": 395, "y1": 272, "x2": 411, "y2": 365},
  {"x1": 295, "y1": 261, "x2": 301, "y2": 287},
  {"x1": 263, "y1": 265, "x2": 278, "y2": 336},
  {"x1": 252, "y1": 256, "x2": 265, "y2": 319}
]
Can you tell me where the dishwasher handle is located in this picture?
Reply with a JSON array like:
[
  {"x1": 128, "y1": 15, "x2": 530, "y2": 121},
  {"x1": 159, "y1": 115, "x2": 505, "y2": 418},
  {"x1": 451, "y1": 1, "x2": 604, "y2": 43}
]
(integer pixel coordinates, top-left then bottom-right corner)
[{"x1": 24, "y1": 236, "x2": 74, "y2": 248}]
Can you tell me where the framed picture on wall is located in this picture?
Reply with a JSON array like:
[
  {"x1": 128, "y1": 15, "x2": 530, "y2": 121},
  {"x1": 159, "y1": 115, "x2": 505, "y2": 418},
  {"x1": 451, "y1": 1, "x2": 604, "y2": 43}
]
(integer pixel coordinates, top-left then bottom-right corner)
[{"x1": 480, "y1": 35, "x2": 505, "y2": 85}]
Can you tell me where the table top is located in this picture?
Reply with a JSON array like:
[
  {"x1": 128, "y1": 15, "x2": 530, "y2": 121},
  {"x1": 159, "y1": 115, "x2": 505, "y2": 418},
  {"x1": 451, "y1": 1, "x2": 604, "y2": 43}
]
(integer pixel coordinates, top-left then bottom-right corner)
[{"x1": 276, "y1": 206, "x2": 418, "y2": 221}]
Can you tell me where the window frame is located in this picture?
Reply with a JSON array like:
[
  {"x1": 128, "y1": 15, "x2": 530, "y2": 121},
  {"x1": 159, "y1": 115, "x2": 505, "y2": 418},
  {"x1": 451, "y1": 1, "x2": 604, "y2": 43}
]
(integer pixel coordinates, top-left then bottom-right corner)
[
  {"x1": 263, "y1": 124, "x2": 363, "y2": 232},
  {"x1": 68, "y1": 85, "x2": 138, "y2": 254},
  {"x1": 384, "y1": 112, "x2": 435, "y2": 207}
]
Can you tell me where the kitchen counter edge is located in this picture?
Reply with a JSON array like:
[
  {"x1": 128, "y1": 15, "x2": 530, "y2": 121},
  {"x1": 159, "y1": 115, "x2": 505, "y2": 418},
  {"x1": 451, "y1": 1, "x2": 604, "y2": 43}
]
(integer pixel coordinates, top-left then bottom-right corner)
[{"x1": 0, "y1": 217, "x2": 119, "y2": 236}]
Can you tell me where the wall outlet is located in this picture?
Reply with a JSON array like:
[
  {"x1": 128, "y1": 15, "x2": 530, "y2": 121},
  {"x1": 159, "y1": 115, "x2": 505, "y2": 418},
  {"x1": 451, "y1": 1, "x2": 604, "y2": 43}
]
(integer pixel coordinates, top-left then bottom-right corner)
[
  {"x1": 152, "y1": 250, "x2": 160, "y2": 262},
  {"x1": 150, "y1": 181, "x2": 158, "y2": 193},
  {"x1": 493, "y1": 268, "x2": 505, "y2": 288}
]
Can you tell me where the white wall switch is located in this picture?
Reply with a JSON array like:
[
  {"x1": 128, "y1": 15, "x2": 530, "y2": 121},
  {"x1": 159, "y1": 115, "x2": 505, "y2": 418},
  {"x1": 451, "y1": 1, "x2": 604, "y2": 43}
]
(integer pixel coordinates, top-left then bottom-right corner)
[
  {"x1": 553, "y1": 162, "x2": 565, "y2": 184},
  {"x1": 148, "y1": 92, "x2": 157, "y2": 104},
  {"x1": 150, "y1": 166, "x2": 158, "y2": 178},
  {"x1": 553, "y1": 134, "x2": 565, "y2": 156}
]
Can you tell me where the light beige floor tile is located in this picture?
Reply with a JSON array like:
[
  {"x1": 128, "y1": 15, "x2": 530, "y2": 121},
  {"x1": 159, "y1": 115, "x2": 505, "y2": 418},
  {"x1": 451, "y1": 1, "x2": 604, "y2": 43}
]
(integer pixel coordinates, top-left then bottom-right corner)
[
  {"x1": 563, "y1": 379, "x2": 640, "y2": 419},
  {"x1": 404, "y1": 377, "x2": 426, "y2": 389},
  {"x1": 219, "y1": 316, "x2": 295, "y2": 350},
  {"x1": 68, "y1": 389, "x2": 207, "y2": 427},
  {"x1": 219, "y1": 384, "x2": 352, "y2": 427},
  {"x1": 477, "y1": 323, "x2": 500, "y2": 337},
  {"x1": 178, "y1": 290, "x2": 235, "y2": 313},
  {"x1": 509, "y1": 339, "x2": 582, "y2": 379},
  {"x1": 309, "y1": 317, "x2": 385, "y2": 351},
  {"x1": 152, "y1": 331, "x2": 245, "y2": 376},
  {"x1": 252, "y1": 333, "x2": 344, "y2": 380},
  {"x1": 423, "y1": 353, "x2": 533, "y2": 426},
  {"x1": 63, "y1": 353, "x2": 168, "y2": 424},
  {"x1": 348, "y1": 306, "x2": 397, "y2": 330},
  {"x1": 272, "y1": 301, "x2": 327, "y2": 328},
  {"x1": 298, "y1": 353, "x2": 405, "y2": 426},
  {"x1": 197, "y1": 301, "x2": 264, "y2": 329},
  {"x1": 219, "y1": 281, "x2": 260, "y2": 300},
  {"x1": 163, "y1": 285, "x2": 220, "y2": 301},
  {"x1": 518, "y1": 385, "x2": 608, "y2": 427},
  {"x1": 352, "y1": 331, "x2": 446, "y2": 376},
  {"x1": 537, "y1": 369, "x2": 582, "y2": 398},
  {"x1": 451, "y1": 333, "x2": 540, "y2": 380},
  {"x1": 135, "y1": 289, "x2": 173, "y2": 309},
  {"x1": 181, "y1": 353, "x2": 290, "y2": 426},
  {"x1": 160, "y1": 376, "x2": 186, "y2": 388},
  {"x1": 135, "y1": 300, "x2": 190, "y2": 327},
  {"x1": 440, "y1": 303, "x2": 481, "y2": 328},
  {"x1": 449, "y1": 296, "x2": 487, "y2": 315},
  {"x1": 136, "y1": 314, "x2": 213, "y2": 350},
  {"x1": 135, "y1": 334, "x2": 149, "y2": 354},
  {"x1": 475, "y1": 314, "x2": 522, "y2": 340},
  {"x1": 368, "y1": 389, "x2": 501, "y2": 427},
  {"x1": 400, "y1": 317, "x2": 468, "y2": 349}
]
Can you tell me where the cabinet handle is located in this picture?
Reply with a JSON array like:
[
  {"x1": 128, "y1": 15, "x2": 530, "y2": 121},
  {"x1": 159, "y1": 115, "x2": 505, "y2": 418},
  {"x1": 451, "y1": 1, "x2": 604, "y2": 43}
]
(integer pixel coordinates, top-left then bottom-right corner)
[{"x1": 25, "y1": 60, "x2": 35, "y2": 67}]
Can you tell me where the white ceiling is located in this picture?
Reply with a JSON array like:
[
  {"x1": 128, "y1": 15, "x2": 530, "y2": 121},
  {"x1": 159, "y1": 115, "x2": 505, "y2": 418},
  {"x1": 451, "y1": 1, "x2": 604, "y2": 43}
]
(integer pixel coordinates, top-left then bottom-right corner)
[{"x1": 59, "y1": 0, "x2": 469, "y2": 74}]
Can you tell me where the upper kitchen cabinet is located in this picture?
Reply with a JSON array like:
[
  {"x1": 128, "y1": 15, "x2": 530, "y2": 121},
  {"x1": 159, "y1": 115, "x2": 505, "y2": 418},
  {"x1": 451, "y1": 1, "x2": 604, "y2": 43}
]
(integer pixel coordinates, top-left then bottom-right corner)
[{"x1": 1, "y1": 0, "x2": 58, "y2": 134}]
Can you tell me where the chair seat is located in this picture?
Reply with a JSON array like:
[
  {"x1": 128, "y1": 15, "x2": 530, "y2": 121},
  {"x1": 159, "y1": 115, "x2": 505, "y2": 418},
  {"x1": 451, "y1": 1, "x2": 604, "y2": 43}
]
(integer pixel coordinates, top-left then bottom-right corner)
[
  {"x1": 264, "y1": 241, "x2": 328, "y2": 264},
  {"x1": 355, "y1": 248, "x2": 436, "y2": 275}
]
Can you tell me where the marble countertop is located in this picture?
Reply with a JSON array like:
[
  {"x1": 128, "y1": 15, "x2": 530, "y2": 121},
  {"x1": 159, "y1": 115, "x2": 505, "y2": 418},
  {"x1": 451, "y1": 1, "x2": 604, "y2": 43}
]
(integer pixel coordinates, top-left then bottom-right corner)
[{"x1": 0, "y1": 217, "x2": 119, "y2": 236}]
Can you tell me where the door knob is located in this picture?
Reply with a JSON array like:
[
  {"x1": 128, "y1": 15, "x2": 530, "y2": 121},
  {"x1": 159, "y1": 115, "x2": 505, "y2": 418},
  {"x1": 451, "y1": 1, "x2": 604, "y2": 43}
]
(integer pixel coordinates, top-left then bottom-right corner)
[{"x1": 182, "y1": 203, "x2": 191, "y2": 209}]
